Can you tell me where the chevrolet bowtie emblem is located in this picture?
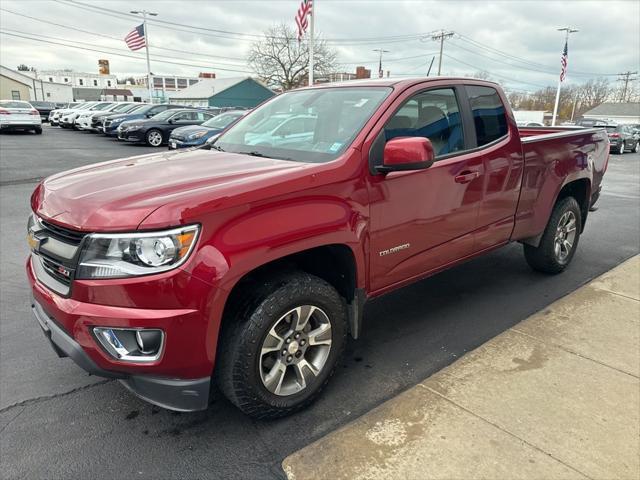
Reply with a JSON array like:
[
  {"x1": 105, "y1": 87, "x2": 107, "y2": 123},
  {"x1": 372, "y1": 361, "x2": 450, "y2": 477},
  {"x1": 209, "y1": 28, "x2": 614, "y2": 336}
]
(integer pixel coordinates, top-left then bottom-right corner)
[{"x1": 27, "y1": 231, "x2": 40, "y2": 251}]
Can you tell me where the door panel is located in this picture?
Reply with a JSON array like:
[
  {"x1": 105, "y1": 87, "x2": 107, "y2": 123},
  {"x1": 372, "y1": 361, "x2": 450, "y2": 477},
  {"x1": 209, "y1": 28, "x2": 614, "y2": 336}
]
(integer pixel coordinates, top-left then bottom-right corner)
[{"x1": 368, "y1": 152, "x2": 483, "y2": 291}]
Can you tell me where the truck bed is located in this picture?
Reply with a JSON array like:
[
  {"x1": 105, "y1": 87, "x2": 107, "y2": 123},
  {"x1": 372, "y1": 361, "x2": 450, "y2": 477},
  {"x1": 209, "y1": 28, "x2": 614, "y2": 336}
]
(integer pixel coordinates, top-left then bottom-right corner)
[{"x1": 511, "y1": 127, "x2": 609, "y2": 242}]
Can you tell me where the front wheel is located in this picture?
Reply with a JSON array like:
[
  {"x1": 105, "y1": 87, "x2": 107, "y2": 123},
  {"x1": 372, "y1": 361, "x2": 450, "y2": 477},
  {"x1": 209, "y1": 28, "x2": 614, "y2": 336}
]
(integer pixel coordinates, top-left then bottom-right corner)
[
  {"x1": 617, "y1": 141, "x2": 625, "y2": 154},
  {"x1": 524, "y1": 196, "x2": 582, "y2": 274},
  {"x1": 145, "y1": 129, "x2": 163, "y2": 146},
  {"x1": 217, "y1": 272, "x2": 347, "y2": 419},
  {"x1": 34, "y1": 127, "x2": 42, "y2": 134},
  {"x1": 634, "y1": 141, "x2": 639, "y2": 154}
]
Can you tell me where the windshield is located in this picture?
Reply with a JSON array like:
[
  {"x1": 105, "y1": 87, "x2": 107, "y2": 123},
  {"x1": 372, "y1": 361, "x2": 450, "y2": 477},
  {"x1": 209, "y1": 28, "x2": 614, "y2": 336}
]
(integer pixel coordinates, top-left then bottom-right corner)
[
  {"x1": 91, "y1": 103, "x2": 113, "y2": 111},
  {"x1": 111, "y1": 103, "x2": 136, "y2": 112},
  {"x1": 202, "y1": 112, "x2": 244, "y2": 129},
  {"x1": 604, "y1": 126, "x2": 618, "y2": 133},
  {"x1": 217, "y1": 87, "x2": 391, "y2": 163},
  {"x1": 150, "y1": 109, "x2": 184, "y2": 121}
]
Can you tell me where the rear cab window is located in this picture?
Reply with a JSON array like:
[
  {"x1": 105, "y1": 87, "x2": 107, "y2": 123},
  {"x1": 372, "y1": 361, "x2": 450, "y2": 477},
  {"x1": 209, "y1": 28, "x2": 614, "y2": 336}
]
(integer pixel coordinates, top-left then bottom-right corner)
[{"x1": 466, "y1": 85, "x2": 508, "y2": 146}]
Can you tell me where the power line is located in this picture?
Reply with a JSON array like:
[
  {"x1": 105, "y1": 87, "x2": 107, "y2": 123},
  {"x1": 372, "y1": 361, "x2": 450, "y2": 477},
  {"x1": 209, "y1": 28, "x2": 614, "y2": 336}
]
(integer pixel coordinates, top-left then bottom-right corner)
[
  {"x1": 0, "y1": 30, "x2": 253, "y2": 73},
  {"x1": 1, "y1": 28, "x2": 249, "y2": 69},
  {"x1": 55, "y1": 0, "x2": 431, "y2": 45},
  {"x1": 0, "y1": 7, "x2": 246, "y2": 62}
]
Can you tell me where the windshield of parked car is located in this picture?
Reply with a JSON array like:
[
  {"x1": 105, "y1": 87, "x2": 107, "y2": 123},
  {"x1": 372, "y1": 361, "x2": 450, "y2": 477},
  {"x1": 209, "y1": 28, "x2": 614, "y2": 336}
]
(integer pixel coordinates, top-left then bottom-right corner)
[
  {"x1": 111, "y1": 103, "x2": 137, "y2": 113},
  {"x1": 216, "y1": 87, "x2": 391, "y2": 163},
  {"x1": 90, "y1": 103, "x2": 113, "y2": 111},
  {"x1": 150, "y1": 109, "x2": 188, "y2": 121},
  {"x1": 202, "y1": 112, "x2": 244, "y2": 129},
  {"x1": 604, "y1": 126, "x2": 619, "y2": 133}
]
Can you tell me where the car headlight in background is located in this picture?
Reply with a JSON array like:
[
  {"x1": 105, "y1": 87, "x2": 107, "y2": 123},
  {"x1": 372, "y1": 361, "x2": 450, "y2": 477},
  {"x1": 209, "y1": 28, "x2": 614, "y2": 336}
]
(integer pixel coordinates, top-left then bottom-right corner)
[
  {"x1": 76, "y1": 225, "x2": 199, "y2": 279},
  {"x1": 187, "y1": 130, "x2": 208, "y2": 140}
]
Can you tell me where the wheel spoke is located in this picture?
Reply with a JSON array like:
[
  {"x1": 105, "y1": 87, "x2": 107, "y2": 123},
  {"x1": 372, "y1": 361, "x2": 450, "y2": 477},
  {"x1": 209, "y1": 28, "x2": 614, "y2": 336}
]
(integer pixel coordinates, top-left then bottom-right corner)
[
  {"x1": 292, "y1": 305, "x2": 315, "y2": 331},
  {"x1": 294, "y1": 359, "x2": 319, "y2": 389},
  {"x1": 563, "y1": 239, "x2": 573, "y2": 252},
  {"x1": 554, "y1": 240, "x2": 562, "y2": 258},
  {"x1": 263, "y1": 359, "x2": 287, "y2": 395},
  {"x1": 260, "y1": 326, "x2": 285, "y2": 357},
  {"x1": 308, "y1": 323, "x2": 332, "y2": 346}
]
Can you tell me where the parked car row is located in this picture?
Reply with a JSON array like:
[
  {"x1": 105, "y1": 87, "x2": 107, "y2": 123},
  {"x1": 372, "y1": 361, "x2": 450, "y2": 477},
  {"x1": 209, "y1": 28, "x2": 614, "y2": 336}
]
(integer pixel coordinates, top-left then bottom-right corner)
[{"x1": 44, "y1": 100, "x2": 249, "y2": 147}]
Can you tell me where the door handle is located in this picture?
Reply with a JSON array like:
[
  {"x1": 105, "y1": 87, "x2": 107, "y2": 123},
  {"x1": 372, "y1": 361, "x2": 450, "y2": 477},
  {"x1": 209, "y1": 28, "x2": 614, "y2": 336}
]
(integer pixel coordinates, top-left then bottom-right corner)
[{"x1": 454, "y1": 171, "x2": 480, "y2": 184}]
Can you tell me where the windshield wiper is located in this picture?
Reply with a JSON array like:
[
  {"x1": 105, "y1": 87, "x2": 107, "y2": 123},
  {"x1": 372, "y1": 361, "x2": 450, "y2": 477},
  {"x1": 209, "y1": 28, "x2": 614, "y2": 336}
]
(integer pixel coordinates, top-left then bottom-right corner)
[
  {"x1": 210, "y1": 144, "x2": 225, "y2": 152},
  {"x1": 240, "y1": 151, "x2": 269, "y2": 158}
]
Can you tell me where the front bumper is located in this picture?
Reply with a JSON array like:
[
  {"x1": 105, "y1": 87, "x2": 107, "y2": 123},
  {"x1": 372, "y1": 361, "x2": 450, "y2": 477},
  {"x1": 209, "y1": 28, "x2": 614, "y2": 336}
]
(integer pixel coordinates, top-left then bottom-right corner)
[
  {"x1": 118, "y1": 129, "x2": 144, "y2": 142},
  {"x1": 27, "y1": 256, "x2": 215, "y2": 412},
  {"x1": 32, "y1": 299, "x2": 210, "y2": 411},
  {"x1": 168, "y1": 138, "x2": 204, "y2": 150}
]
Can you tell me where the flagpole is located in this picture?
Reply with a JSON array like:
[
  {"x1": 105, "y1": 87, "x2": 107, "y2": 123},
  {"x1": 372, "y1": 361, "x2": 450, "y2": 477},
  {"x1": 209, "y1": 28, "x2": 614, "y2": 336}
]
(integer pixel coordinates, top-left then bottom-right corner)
[
  {"x1": 308, "y1": 2, "x2": 314, "y2": 86},
  {"x1": 131, "y1": 9, "x2": 158, "y2": 103},
  {"x1": 551, "y1": 27, "x2": 578, "y2": 126}
]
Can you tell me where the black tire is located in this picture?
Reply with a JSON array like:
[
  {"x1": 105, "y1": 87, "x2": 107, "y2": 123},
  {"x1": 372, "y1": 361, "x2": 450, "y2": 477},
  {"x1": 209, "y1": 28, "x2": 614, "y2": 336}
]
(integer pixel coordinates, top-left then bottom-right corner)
[
  {"x1": 34, "y1": 127, "x2": 42, "y2": 134},
  {"x1": 217, "y1": 271, "x2": 348, "y2": 419},
  {"x1": 524, "y1": 196, "x2": 582, "y2": 274},
  {"x1": 617, "y1": 141, "x2": 625, "y2": 154},
  {"x1": 634, "y1": 141, "x2": 639, "y2": 154}
]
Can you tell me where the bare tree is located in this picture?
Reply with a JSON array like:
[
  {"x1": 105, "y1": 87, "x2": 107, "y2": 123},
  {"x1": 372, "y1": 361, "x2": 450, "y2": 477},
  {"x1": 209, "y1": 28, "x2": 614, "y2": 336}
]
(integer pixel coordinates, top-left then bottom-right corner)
[
  {"x1": 576, "y1": 78, "x2": 611, "y2": 116},
  {"x1": 248, "y1": 23, "x2": 336, "y2": 91}
]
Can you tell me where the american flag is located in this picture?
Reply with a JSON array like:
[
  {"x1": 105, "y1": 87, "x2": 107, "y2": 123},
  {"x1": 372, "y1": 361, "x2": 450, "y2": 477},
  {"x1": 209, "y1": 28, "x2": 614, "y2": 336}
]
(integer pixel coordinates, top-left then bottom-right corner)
[
  {"x1": 295, "y1": 0, "x2": 313, "y2": 42},
  {"x1": 560, "y1": 40, "x2": 568, "y2": 82},
  {"x1": 125, "y1": 24, "x2": 146, "y2": 51}
]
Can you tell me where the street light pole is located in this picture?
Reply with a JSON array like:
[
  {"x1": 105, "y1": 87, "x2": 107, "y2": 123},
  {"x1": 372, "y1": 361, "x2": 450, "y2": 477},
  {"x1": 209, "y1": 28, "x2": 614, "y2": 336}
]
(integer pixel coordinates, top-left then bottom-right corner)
[
  {"x1": 131, "y1": 9, "x2": 158, "y2": 103},
  {"x1": 551, "y1": 27, "x2": 578, "y2": 126}
]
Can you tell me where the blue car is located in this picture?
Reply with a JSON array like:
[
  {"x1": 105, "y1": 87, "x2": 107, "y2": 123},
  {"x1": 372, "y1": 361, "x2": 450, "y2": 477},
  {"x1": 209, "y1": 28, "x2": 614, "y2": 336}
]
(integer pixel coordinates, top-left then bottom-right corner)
[
  {"x1": 167, "y1": 110, "x2": 248, "y2": 149},
  {"x1": 102, "y1": 104, "x2": 182, "y2": 136}
]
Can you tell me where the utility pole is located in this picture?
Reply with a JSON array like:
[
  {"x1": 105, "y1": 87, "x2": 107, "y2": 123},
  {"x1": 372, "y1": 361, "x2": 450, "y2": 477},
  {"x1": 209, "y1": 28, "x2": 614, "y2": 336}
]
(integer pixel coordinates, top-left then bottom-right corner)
[
  {"x1": 616, "y1": 71, "x2": 638, "y2": 103},
  {"x1": 373, "y1": 49, "x2": 390, "y2": 78},
  {"x1": 426, "y1": 56, "x2": 435, "y2": 76},
  {"x1": 130, "y1": 9, "x2": 158, "y2": 103},
  {"x1": 551, "y1": 27, "x2": 578, "y2": 126},
  {"x1": 570, "y1": 92, "x2": 580, "y2": 122},
  {"x1": 431, "y1": 30, "x2": 454, "y2": 76}
]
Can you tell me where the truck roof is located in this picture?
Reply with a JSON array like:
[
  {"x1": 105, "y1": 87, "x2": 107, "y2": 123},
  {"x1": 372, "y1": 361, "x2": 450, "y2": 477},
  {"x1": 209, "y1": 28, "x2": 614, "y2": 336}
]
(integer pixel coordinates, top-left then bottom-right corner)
[{"x1": 306, "y1": 76, "x2": 501, "y2": 89}]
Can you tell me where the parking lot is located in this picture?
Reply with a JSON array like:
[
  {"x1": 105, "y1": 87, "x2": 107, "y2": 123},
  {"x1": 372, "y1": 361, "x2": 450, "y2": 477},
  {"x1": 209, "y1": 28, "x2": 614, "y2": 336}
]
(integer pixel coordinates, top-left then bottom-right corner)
[{"x1": 1, "y1": 126, "x2": 639, "y2": 479}]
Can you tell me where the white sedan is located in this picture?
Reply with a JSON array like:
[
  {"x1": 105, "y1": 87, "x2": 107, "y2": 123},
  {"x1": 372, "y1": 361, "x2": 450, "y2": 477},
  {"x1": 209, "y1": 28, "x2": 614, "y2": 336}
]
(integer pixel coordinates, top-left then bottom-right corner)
[{"x1": 0, "y1": 100, "x2": 42, "y2": 134}]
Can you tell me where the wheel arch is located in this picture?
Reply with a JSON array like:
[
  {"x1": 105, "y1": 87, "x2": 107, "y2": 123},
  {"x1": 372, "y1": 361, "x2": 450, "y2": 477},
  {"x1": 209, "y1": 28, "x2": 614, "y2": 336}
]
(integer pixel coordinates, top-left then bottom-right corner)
[{"x1": 220, "y1": 243, "x2": 365, "y2": 339}]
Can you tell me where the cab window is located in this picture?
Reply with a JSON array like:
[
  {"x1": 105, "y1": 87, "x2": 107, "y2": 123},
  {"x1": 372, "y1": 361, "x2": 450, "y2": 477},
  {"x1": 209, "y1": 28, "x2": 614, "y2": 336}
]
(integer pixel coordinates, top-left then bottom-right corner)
[
  {"x1": 384, "y1": 88, "x2": 464, "y2": 157},
  {"x1": 467, "y1": 86, "x2": 508, "y2": 146}
]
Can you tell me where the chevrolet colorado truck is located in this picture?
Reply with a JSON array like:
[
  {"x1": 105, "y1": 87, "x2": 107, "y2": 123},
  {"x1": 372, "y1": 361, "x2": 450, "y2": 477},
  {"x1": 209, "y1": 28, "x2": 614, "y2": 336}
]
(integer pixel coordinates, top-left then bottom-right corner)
[{"x1": 27, "y1": 78, "x2": 609, "y2": 418}]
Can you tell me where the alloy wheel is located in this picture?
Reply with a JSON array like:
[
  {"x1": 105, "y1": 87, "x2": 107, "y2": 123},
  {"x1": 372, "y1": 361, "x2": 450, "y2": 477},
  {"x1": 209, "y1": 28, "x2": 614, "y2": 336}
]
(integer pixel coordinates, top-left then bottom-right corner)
[
  {"x1": 554, "y1": 211, "x2": 577, "y2": 263},
  {"x1": 619, "y1": 142, "x2": 625, "y2": 154},
  {"x1": 259, "y1": 305, "x2": 332, "y2": 396},
  {"x1": 147, "y1": 130, "x2": 163, "y2": 146}
]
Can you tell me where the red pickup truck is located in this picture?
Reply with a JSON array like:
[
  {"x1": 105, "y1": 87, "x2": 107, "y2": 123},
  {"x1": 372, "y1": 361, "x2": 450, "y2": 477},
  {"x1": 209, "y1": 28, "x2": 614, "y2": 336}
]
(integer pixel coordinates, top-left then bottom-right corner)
[{"x1": 27, "y1": 78, "x2": 608, "y2": 418}]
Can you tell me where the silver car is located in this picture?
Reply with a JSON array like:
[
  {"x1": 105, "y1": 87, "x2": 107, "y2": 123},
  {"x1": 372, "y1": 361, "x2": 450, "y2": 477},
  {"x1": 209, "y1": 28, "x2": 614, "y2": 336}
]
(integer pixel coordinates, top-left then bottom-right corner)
[{"x1": 0, "y1": 100, "x2": 43, "y2": 134}]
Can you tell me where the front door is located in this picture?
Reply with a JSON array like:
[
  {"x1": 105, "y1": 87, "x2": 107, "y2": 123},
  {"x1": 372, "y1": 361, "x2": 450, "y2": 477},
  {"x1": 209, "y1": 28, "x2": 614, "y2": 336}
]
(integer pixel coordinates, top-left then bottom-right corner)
[{"x1": 368, "y1": 86, "x2": 484, "y2": 292}]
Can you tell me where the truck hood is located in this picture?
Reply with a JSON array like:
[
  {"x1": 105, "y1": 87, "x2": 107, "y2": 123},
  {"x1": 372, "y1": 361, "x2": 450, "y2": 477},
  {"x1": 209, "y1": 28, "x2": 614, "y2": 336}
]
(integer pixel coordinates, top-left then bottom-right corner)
[{"x1": 32, "y1": 149, "x2": 310, "y2": 231}]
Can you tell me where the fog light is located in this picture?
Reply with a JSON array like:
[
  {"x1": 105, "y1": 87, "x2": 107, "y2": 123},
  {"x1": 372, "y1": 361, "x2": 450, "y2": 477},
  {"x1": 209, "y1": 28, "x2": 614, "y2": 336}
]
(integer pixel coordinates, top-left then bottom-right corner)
[{"x1": 93, "y1": 327, "x2": 164, "y2": 362}]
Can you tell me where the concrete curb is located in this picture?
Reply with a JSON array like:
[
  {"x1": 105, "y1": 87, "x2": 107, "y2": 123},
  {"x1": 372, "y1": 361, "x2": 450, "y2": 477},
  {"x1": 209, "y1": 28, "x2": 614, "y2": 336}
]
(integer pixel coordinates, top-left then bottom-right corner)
[{"x1": 283, "y1": 256, "x2": 640, "y2": 480}]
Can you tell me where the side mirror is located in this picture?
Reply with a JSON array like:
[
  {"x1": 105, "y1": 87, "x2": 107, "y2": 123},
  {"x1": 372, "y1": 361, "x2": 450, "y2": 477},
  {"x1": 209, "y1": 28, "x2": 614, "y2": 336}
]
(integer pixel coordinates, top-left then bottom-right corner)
[
  {"x1": 376, "y1": 137, "x2": 435, "y2": 174},
  {"x1": 168, "y1": 118, "x2": 174, "y2": 124}
]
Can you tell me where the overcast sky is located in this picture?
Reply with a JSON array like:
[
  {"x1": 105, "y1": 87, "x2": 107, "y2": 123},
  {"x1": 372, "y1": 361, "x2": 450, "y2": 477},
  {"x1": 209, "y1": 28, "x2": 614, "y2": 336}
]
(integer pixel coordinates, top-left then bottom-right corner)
[{"x1": 1, "y1": 0, "x2": 638, "y2": 93}]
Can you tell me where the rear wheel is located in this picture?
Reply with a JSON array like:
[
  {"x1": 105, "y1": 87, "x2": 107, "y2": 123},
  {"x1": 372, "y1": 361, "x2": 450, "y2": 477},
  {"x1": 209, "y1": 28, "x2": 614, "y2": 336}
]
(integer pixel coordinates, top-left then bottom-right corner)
[
  {"x1": 523, "y1": 196, "x2": 582, "y2": 274},
  {"x1": 617, "y1": 141, "x2": 625, "y2": 154},
  {"x1": 217, "y1": 272, "x2": 347, "y2": 419},
  {"x1": 145, "y1": 129, "x2": 163, "y2": 146},
  {"x1": 634, "y1": 141, "x2": 639, "y2": 154}
]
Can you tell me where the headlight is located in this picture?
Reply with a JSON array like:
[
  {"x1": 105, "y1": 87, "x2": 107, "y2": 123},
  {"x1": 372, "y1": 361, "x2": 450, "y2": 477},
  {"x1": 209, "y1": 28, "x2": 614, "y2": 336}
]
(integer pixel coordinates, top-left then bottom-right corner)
[
  {"x1": 76, "y1": 225, "x2": 199, "y2": 279},
  {"x1": 112, "y1": 118, "x2": 124, "y2": 124},
  {"x1": 188, "y1": 130, "x2": 208, "y2": 140}
]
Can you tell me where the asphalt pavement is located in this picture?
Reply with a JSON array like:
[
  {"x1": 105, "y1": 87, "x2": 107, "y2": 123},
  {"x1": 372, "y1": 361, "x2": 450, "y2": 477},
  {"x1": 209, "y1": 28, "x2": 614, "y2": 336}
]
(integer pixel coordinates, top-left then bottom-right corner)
[{"x1": 1, "y1": 126, "x2": 639, "y2": 479}]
